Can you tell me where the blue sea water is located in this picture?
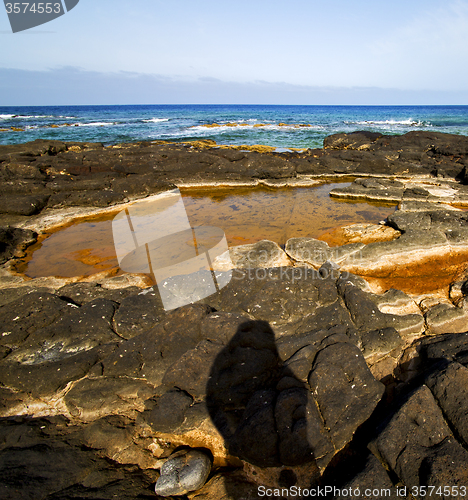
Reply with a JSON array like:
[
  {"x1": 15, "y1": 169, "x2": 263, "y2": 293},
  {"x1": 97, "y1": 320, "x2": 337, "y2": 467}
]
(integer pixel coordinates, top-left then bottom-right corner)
[{"x1": 1, "y1": 104, "x2": 468, "y2": 149}]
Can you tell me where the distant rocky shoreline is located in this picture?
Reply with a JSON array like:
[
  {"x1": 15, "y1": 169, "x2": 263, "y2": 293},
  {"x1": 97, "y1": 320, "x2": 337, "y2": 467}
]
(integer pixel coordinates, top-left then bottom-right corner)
[{"x1": 2, "y1": 131, "x2": 468, "y2": 498}]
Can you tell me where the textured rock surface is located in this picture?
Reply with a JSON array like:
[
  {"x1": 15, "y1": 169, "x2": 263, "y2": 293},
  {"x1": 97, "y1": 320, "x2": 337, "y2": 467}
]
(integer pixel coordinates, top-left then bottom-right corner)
[
  {"x1": 213, "y1": 239, "x2": 291, "y2": 271},
  {"x1": 0, "y1": 415, "x2": 160, "y2": 500},
  {"x1": 0, "y1": 226, "x2": 37, "y2": 264},
  {"x1": 424, "y1": 300, "x2": 468, "y2": 335},
  {"x1": 0, "y1": 266, "x2": 402, "y2": 496},
  {"x1": 333, "y1": 454, "x2": 398, "y2": 500},
  {"x1": 0, "y1": 131, "x2": 468, "y2": 222},
  {"x1": 2, "y1": 132, "x2": 468, "y2": 497}
]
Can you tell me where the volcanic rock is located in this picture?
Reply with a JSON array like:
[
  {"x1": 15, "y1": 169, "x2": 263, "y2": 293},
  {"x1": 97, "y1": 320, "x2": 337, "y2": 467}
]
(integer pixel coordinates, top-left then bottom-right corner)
[
  {"x1": 333, "y1": 454, "x2": 397, "y2": 500},
  {"x1": 4, "y1": 131, "x2": 468, "y2": 497},
  {"x1": 369, "y1": 385, "x2": 464, "y2": 487},
  {"x1": 0, "y1": 226, "x2": 36, "y2": 264},
  {"x1": 425, "y1": 361, "x2": 468, "y2": 447}
]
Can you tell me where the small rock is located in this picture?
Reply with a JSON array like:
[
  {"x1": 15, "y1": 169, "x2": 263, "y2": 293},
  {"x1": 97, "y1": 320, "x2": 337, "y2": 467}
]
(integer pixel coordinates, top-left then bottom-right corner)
[
  {"x1": 449, "y1": 280, "x2": 466, "y2": 302},
  {"x1": 155, "y1": 449, "x2": 212, "y2": 497},
  {"x1": 424, "y1": 301, "x2": 468, "y2": 335}
]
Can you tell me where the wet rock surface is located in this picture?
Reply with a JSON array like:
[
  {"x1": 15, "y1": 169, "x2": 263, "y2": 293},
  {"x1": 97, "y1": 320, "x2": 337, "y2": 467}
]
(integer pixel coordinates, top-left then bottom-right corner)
[{"x1": 2, "y1": 132, "x2": 468, "y2": 498}]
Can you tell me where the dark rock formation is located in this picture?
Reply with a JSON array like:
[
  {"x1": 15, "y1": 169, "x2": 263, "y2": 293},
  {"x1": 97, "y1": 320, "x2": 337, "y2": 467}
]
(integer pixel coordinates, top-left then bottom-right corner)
[
  {"x1": 333, "y1": 454, "x2": 398, "y2": 500},
  {"x1": 0, "y1": 226, "x2": 36, "y2": 264},
  {"x1": 0, "y1": 415, "x2": 159, "y2": 500},
  {"x1": 0, "y1": 263, "x2": 419, "y2": 497},
  {"x1": 2, "y1": 131, "x2": 468, "y2": 497},
  {"x1": 0, "y1": 131, "x2": 468, "y2": 222}
]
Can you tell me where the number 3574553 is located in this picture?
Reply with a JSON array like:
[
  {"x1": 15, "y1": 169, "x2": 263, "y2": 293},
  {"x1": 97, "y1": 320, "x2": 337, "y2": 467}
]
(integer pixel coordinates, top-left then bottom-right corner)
[{"x1": 5, "y1": 3, "x2": 62, "y2": 14}]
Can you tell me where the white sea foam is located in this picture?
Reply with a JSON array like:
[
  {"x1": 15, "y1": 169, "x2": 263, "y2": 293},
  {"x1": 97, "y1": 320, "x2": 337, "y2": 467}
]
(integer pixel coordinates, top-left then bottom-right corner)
[
  {"x1": 345, "y1": 119, "x2": 428, "y2": 127},
  {"x1": 21, "y1": 115, "x2": 53, "y2": 119},
  {"x1": 142, "y1": 118, "x2": 169, "y2": 123},
  {"x1": 72, "y1": 122, "x2": 116, "y2": 127},
  {"x1": 190, "y1": 123, "x2": 323, "y2": 132},
  {"x1": 234, "y1": 118, "x2": 259, "y2": 123},
  {"x1": 0, "y1": 114, "x2": 15, "y2": 119}
]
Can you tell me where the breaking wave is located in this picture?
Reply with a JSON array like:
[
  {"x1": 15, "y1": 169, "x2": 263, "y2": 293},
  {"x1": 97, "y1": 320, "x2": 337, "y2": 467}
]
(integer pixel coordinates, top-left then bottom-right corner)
[
  {"x1": 142, "y1": 118, "x2": 170, "y2": 123},
  {"x1": 345, "y1": 119, "x2": 430, "y2": 127}
]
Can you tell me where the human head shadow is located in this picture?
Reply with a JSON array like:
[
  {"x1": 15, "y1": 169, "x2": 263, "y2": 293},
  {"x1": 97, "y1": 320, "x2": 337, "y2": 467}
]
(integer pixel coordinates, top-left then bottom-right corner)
[{"x1": 206, "y1": 319, "x2": 322, "y2": 493}]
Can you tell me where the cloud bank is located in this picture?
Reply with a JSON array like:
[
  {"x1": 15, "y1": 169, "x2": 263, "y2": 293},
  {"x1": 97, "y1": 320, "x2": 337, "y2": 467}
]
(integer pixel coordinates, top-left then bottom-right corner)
[{"x1": 1, "y1": 67, "x2": 467, "y2": 106}]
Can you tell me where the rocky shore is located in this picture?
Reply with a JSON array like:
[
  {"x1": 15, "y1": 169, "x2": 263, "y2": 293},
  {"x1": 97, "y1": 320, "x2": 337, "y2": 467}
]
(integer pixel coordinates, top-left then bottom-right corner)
[{"x1": 2, "y1": 131, "x2": 468, "y2": 498}]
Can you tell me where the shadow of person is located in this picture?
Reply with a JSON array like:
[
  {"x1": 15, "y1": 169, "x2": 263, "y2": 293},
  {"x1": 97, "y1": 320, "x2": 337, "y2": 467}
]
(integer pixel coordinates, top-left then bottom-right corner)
[{"x1": 207, "y1": 320, "x2": 327, "y2": 497}]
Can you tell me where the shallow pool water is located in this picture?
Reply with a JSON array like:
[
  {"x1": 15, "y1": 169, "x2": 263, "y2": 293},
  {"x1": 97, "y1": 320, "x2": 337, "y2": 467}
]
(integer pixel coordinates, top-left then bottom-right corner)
[{"x1": 18, "y1": 183, "x2": 396, "y2": 279}]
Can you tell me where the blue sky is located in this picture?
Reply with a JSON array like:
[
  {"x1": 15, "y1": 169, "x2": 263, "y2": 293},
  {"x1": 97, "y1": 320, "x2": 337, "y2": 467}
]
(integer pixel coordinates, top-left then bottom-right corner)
[{"x1": 1, "y1": 0, "x2": 468, "y2": 105}]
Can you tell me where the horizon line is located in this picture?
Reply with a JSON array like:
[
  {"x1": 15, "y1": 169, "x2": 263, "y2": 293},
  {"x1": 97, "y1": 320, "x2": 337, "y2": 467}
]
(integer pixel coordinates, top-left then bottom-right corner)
[{"x1": 2, "y1": 103, "x2": 468, "y2": 107}]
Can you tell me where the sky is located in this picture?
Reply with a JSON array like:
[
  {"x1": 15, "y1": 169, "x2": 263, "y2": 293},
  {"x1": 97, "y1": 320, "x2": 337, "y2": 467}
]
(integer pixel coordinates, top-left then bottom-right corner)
[{"x1": 1, "y1": 0, "x2": 468, "y2": 105}]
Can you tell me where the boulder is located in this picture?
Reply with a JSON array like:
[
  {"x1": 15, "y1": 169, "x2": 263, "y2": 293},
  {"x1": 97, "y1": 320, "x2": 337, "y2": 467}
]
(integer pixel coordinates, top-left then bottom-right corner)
[
  {"x1": 98, "y1": 303, "x2": 213, "y2": 387},
  {"x1": 360, "y1": 327, "x2": 403, "y2": 360},
  {"x1": 308, "y1": 342, "x2": 384, "y2": 453},
  {"x1": 0, "y1": 344, "x2": 118, "y2": 403},
  {"x1": 324, "y1": 131, "x2": 382, "y2": 150},
  {"x1": 146, "y1": 389, "x2": 194, "y2": 433},
  {"x1": 338, "y1": 278, "x2": 424, "y2": 339},
  {"x1": 417, "y1": 438, "x2": 468, "y2": 488},
  {"x1": 155, "y1": 449, "x2": 212, "y2": 497},
  {"x1": 419, "y1": 331, "x2": 468, "y2": 367},
  {"x1": 57, "y1": 281, "x2": 140, "y2": 305},
  {"x1": 0, "y1": 291, "x2": 76, "y2": 348},
  {"x1": 285, "y1": 237, "x2": 364, "y2": 268},
  {"x1": 64, "y1": 376, "x2": 154, "y2": 421},
  {"x1": 206, "y1": 319, "x2": 384, "y2": 471},
  {"x1": 0, "y1": 415, "x2": 158, "y2": 500}
]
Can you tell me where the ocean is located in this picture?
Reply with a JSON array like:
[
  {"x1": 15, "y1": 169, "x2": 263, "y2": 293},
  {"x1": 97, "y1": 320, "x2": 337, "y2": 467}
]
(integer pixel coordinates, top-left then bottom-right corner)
[{"x1": 1, "y1": 104, "x2": 468, "y2": 149}]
